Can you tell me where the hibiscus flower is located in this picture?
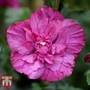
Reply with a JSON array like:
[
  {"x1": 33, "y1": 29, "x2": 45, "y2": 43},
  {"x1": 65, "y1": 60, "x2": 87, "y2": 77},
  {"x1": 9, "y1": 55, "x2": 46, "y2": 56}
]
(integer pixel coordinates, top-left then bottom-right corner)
[{"x1": 7, "y1": 6, "x2": 85, "y2": 81}]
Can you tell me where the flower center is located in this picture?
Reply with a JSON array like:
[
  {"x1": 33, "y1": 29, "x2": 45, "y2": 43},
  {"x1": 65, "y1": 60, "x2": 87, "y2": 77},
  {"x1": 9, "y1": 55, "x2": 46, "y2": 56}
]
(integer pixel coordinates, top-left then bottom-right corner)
[
  {"x1": 39, "y1": 41, "x2": 46, "y2": 46},
  {"x1": 35, "y1": 40, "x2": 48, "y2": 54},
  {"x1": 34, "y1": 37, "x2": 54, "y2": 64}
]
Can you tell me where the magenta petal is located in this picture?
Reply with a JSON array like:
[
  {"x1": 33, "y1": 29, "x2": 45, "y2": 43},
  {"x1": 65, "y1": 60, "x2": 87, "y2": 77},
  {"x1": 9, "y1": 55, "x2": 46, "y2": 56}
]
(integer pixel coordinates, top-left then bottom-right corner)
[
  {"x1": 23, "y1": 61, "x2": 44, "y2": 79},
  {"x1": 11, "y1": 52, "x2": 25, "y2": 73},
  {"x1": 37, "y1": 6, "x2": 64, "y2": 20},
  {"x1": 7, "y1": 20, "x2": 34, "y2": 54},
  {"x1": 41, "y1": 69, "x2": 64, "y2": 81},
  {"x1": 11, "y1": 52, "x2": 44, "y2": 79},
  {"x1": 30, "y1": 6, "x2": 64, "y2": 35},
  {"x1": 30, "y1": 13, "x2": 49, "y2": 35},
  {"x1": 45, "y1": 20, "x2": 62, "y2": 42},
  {"x1": 22, "y1": 54, "x2": 36, "y2": 63},
  {"x1": 41, "y1": 54, "x2": 75, "y2": 81},
  {"x1": 51, "y1": 44, "x2": 66, "y2": 55},
  {"x1": 28, "y1": 67, "x2": 44, "y2": 79},
  {"x1": 56, "y1": 19, "x2": 85, "y2": 56}
]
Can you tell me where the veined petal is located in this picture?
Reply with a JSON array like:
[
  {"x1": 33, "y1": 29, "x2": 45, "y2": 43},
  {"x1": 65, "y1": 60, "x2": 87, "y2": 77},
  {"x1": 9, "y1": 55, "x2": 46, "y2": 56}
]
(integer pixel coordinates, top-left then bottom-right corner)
[
  {"x1": 41, "y1": 54, "x2": 75, "y2": 81},
  {"x1": 22, "y1": 54, "x2": 36, "y2": 64},
  {"x1": 11, "y1": 52, "x2": 25, "y2": 73},
  {"x1": 11, "y1": 52, "x2": 44, "y2": 79},
  {"x1": 55, "y1": 19, "x2": 85, "y2": 56},
  {"x1": 51, "y1": 43, "x2": 66, "y2": 55},
  {"x1": 23, "y1": 61, "x2": 44, "y2": 79},
  {"x1": 30, "y1": 6, "x2": 64, "y2": 35},
  {"x1": 45, "y1": 20, "x2": 62, "y2": 42},
  {"x1": 7, "y1": 20, "x2": 34, "y2": 54}
]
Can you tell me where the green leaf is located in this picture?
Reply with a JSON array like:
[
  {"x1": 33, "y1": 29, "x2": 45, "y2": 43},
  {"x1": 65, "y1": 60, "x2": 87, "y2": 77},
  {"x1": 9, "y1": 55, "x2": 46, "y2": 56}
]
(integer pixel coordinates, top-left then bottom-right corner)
[
  {"x1": 45, "y1": 83, "x2": 56, "y2": 90},
  {"x1": 44, "y1": 0, "x2": 60, "y2": 10},
  {"x1": 58, "y1": 84, "x2": 83, "y2": 90},
  {"x1": 86, "y1": 70, "x2": 90, "y2": 85},
  {"x1": 32, "y1": 83, "x2": 42, "y2": 90},
  {"x1": 4, "y1": 8, "x2": 30, "y2": 25}
]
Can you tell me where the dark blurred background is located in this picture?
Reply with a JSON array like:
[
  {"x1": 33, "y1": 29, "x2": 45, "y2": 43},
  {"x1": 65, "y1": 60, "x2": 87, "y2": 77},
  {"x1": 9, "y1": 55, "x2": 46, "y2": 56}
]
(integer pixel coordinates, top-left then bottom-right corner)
[{"x1": 0, "y1": 0, "x2": 90, "y2": 90}]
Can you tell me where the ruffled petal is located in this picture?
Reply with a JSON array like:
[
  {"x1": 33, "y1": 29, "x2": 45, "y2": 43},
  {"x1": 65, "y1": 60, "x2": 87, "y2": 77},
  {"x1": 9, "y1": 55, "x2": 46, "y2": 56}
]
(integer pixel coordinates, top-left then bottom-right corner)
[
  {"x1": 11, "y1": 52, "x2": 44, "y2": 79},
  {"x1": 41, "y1": 54, "x2": 75, "y2": 81},
  {"x1": 37, "y1": 6, "x2": 64, "y2": 20},
  {"x1": 55, "y1": 19, "x2": 85, "y2": 56},
  {"x1": 51, "y1": 43, "x2": 66, "y2": 55},
  {"x1": 22, "y1": 54, "x2": 36, "y2": 64},
  {"x1": 11, "y1": 52, "x2": 25, "y2": 73},
  {"x1": 30, "y1": 6, "x2": 64, "y2": 35},
  {"x1": 7, "y1": 20, "x2": 34, "y2": 54},
  {"x1": 45, "y1": 20, "x2": 62, "y2": 42}
]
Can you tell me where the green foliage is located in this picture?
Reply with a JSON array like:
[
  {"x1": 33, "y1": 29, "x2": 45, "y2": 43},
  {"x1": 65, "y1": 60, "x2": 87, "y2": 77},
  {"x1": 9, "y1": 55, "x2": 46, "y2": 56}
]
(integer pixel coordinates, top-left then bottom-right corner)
[
  {"x1": 32, "y1": 83, "x2": 42, "y2": 90},
  {"x1": 86, "y1": 70, "x2": 90, "y2": 85},
  {"x1": 59, "y1": 84, "x2": 83, "y2": 90},
  {"x1": 44, "y1": 0, "x2": 60, "y2": 10},
  {"x1": 4, "y1": 8, "x2": 30, "y2": 25},
  {"x1": 45, "y1": 83, "x2": 83, "y2": 90}
]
